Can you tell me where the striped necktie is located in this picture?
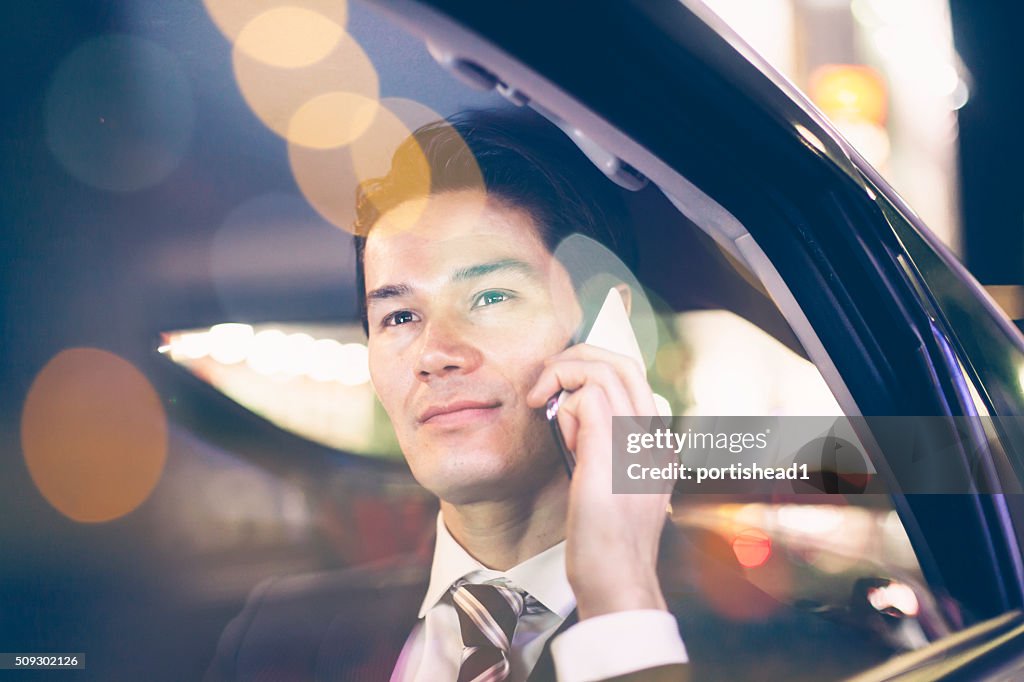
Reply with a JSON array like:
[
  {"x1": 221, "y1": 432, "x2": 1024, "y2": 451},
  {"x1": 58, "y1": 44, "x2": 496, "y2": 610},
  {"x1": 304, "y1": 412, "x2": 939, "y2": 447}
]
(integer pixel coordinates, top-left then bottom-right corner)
[{"x1": 451, "y1": 582, "x2": 527, "y2": 682}]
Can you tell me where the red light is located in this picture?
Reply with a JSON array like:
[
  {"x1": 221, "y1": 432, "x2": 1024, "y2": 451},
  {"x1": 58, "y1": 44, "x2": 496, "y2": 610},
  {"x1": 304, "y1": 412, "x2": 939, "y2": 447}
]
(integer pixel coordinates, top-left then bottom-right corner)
[{"x1": 732, "y1": 529, "x2": 772, "y2": 568}]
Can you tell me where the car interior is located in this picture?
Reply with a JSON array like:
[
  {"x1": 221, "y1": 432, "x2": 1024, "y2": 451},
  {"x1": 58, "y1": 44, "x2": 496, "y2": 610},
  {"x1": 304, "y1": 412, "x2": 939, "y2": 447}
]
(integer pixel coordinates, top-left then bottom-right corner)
[{"x1": 6, "y1": 1, "x2": 1024, "y2": 680}]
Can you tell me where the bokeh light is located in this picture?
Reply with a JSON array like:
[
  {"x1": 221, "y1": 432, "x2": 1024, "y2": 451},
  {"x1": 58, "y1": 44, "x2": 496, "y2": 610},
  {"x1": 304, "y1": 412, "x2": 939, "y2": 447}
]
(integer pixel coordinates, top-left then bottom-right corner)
[
  {"x1": 809, "y1": 64, "x2": 888, "y2": 126},
  {"x1": 287, "y1": 91, "x2": 379, "y2": 149},
  {"x1": 234, "y1": 7, "x2": 343, "y2": 68},
  {"x1": 867, "y1": 582, "x2": 920, "y2": 617},
  {"x1": 552, "y1": 235, "x2": 660, "y2": 369},
  {"x1": 350, "y1": 97, "x2": 442, "y2": 192},
  {"x1": 732, "y1": 528, "x2": 772, "y2": 568},
  {"x1": 20, "y1": 348, "x2": 168, "y2": 522},
  {"x1": 170, "y1": 331, "x2": 211, "y2": 362},
  {"x1": 288, "y1": 97, "x2": 444, "y2": 232},
  {"x1": 232, "y1": 29, "x2": 378, "y2": 145},
  {"x1": 247, "y1": 329, "x2": 290, "y2": 376},
  {"x1": 337, "y1": 343, "x2": 371, "y2": 386},
  {"x1": 209, "y1": 192, "x2": 355, "y2": 320},
  {"x1": 280, "y1": 333, "x2": 316, "y2": 378},
  {"x1": 202, "y1": 0, "x2": 347, "y2": 44},
  {"x1": 160, "y1": 323, "x2": 382, "y2": 455},
  {"x1": 44, "y1": 34, "x2": 195, "y2": 192},
  {"x1": 309, "y1": 338, "x2": 345, "y2": 382},
  {"x1": 208, "y1": 323, "x2": 254, "y2": 365},
  {"x1": 690, "y1": 528, "x2": 782, "y2": 622},
  {"x1": 166, "y1": 325, "x2": 371, "y2": 387}
]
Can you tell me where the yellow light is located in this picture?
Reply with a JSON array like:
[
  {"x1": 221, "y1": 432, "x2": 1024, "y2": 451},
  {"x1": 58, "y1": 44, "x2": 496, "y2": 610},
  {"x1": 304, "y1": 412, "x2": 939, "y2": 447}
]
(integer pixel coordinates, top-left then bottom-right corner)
[
  {"x1": 809, "y1": 64, "x2": 888, "y2": 126},
  {"x1": 232, "y1": 30, "x2": 378, "y2": 145},
  {"x1": 287, "y1": 91, "x2": 378, "y2": 149},
  {"x1": 234, "y1": 7, "x2": 343, "y2": 69},
  {"x1": 288, "y1": 97, "x2": 458, "y2": 232},
  {"x1": 203, "y1": 0, "x2": 347, "y2": 44},
  {"x1": 21, "y1": 348, "x2": 167, "y2": 523},
  {"x1": 349, "y1": 97, "x2": 441, "y2": 203}
]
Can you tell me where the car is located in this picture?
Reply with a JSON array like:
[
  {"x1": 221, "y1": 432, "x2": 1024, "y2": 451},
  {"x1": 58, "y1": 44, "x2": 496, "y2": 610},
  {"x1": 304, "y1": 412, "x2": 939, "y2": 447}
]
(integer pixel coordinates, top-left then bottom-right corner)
[{"x1": 4, "y1": 1, "x2": 1024, "y2": 680}]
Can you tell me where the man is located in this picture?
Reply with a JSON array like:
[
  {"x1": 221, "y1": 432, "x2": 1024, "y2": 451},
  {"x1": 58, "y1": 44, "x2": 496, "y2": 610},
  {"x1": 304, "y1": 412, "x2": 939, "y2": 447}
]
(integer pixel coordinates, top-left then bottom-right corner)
[{"x1": 206, "y1": 109, "x2": 688, "y2": 681}]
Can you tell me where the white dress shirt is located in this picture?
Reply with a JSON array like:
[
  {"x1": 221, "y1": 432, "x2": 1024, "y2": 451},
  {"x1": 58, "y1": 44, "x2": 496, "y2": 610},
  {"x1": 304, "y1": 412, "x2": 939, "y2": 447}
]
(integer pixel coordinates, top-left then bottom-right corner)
[{"x1": 391, "y1": 513, "x2": 688, "y2": 682}]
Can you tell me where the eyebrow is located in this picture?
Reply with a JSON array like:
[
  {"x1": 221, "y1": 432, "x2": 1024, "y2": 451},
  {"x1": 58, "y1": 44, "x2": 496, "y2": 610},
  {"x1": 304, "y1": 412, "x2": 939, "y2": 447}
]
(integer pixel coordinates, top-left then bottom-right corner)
[
  {"x1": 366, "y1": 259, "x2": 539, "y2": 305},
  {"x1": 365, "y1": 283, "x2": 412, "y2": 303},
  {"x1": 452, "y1": 258, "x2": 539, "y2": 282}
]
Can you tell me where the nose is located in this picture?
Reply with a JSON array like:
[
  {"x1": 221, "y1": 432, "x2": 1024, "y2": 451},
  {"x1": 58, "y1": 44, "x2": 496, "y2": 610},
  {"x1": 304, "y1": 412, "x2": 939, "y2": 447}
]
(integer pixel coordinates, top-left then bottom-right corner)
[{"x1": 413, "y1": 313, "x2": 483, "y2": 380}]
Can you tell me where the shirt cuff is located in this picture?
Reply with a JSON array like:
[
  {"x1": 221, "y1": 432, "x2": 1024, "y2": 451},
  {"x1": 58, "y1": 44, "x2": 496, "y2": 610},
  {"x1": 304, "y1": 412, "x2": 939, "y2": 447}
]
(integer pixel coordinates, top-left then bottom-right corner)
[{"x1": 550, "y1": 610, "x2": 688, "y2": 682}]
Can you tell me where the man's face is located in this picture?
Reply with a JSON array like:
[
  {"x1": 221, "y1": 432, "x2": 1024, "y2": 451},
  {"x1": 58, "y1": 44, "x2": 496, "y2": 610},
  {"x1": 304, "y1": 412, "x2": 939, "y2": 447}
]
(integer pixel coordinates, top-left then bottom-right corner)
[{"x1": 364, "y1": 190, "x2": 582, "y2": 505}]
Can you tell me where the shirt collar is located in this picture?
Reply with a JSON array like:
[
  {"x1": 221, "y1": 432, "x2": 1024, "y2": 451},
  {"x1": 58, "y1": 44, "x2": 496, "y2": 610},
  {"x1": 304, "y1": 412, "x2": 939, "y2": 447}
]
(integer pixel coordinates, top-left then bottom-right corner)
[{"x1": 417, "y1": 511, "x2": 575, "y2": 620}]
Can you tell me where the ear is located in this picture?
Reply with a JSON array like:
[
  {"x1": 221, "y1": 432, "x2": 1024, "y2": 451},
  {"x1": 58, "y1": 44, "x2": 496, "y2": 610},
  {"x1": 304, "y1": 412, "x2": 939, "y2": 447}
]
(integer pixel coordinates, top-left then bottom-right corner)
[{"x1": 613, "y1": 282, "x2": 633, "y2": 316}]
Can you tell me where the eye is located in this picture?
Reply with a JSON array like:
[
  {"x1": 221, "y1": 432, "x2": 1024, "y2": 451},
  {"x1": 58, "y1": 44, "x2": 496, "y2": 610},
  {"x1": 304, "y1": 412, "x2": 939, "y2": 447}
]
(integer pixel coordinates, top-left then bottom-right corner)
[
  {"x1": 382, "y1": 310, "x2": 418, "y2": 327},
  {"x1": 472, "y1": 290, "x2": 513, "y2": 308}
]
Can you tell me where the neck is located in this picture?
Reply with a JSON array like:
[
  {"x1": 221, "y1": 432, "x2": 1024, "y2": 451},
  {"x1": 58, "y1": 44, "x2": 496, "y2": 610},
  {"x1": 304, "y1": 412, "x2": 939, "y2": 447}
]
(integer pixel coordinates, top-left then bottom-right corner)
[{"x1": 440, "y1": 474, "x2": 568, "y2": 571}]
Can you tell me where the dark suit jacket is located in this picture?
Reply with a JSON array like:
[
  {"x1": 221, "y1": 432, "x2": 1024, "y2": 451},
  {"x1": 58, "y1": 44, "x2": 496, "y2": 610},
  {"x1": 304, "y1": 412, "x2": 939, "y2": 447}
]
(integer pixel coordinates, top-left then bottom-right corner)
[
  {"x1": 204, "y1": 520, "x2": 907, "y2": 681},
  {"x1": 204, "y1": 550, "x2": 687, "y2": 682}
]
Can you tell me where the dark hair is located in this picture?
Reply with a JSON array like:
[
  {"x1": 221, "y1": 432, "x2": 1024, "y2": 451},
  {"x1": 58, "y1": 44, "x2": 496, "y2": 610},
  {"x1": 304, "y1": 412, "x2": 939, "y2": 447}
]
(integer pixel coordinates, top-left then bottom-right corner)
[{"x1": 353, "y1": 107, "x2": 636, "y2": 333}]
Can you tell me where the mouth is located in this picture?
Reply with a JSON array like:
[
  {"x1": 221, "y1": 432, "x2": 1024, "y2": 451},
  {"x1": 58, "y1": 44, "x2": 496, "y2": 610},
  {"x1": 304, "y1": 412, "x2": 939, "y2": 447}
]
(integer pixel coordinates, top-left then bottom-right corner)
[{"x1": 418, "y1": 400, "x2": 502, "y2": 427}]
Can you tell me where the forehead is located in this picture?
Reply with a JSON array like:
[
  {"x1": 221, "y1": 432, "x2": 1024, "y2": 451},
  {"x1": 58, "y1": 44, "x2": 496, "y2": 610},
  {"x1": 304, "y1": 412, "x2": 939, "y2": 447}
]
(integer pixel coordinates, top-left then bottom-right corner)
[{"x1": 363, "y1": 190, "x2": 553, "y2": 283}]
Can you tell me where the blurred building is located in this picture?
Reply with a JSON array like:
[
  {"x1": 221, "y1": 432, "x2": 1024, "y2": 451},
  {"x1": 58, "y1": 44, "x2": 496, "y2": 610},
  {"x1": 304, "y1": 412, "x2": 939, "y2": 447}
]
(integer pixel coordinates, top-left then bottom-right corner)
[{"x1": 702, "y1": 0, "x2": 966, "y2": 253}]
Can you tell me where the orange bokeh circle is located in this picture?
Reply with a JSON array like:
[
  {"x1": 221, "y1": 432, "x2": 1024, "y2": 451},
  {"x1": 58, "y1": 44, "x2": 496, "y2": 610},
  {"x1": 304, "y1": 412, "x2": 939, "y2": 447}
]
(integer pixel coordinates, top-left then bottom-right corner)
[{"x1": 20, "y1": 348, "x2": 168, "y2": 523}]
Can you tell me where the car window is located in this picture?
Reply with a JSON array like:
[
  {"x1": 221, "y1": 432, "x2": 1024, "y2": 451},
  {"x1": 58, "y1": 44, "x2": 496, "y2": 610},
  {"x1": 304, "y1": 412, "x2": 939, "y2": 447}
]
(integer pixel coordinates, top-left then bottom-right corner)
[
  {"x1": 165, "y1": 0, "x2": 952, "y2": 674},
  {"x1": 7, "y1": 1, "x2": 999, "y2": 680}
]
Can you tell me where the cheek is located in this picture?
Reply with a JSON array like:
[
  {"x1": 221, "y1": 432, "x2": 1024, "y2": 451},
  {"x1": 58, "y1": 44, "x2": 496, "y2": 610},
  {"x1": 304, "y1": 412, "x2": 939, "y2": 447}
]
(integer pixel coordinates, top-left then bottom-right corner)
[
  {"x1": 367, "y1": 347, "x2": 403, "y2": 411},
  {"x1": 491, "y1": 332, "x2": 562, "y2": 396}
]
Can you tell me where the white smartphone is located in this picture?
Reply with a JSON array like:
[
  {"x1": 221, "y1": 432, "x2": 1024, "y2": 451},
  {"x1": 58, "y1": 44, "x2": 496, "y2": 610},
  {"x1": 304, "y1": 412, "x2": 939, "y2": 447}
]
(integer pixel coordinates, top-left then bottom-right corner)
[{"x1": 546, "y1": 287, "x2": 645, "y2": 476}]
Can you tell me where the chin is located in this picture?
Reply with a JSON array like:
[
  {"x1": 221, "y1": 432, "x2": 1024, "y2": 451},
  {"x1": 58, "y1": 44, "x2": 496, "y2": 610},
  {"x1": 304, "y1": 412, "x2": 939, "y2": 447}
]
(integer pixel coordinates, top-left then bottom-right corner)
[
  {"x1": 412, "y1": 448, "x2": 512, "y2": 500},
  {"x1": 408, "y1": 444, "x2": 564, "y2": 507}
]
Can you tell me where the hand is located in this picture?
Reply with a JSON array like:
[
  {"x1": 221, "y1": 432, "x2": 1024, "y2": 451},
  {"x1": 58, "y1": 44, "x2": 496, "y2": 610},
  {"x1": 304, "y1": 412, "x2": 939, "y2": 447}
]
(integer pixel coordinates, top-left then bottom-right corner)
[{"x1": 526, "y1": 343, "x2": 672, "y2": 620}]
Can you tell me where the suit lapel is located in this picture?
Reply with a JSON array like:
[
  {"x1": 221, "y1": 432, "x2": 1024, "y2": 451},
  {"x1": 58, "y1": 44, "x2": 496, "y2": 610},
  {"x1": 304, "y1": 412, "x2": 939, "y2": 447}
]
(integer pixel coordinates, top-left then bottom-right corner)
[{"x1": 527, "y1": 608, "x2": 579, "y2": 682}]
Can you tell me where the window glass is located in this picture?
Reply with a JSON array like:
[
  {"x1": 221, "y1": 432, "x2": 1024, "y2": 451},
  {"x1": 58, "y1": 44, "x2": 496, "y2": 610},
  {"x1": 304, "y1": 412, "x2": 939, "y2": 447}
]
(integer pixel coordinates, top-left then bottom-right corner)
[
  {"x1": 6, "y1": 0, "x2": 978, "y2": 678},
  {"x1": 143, "y1": 4, "x2": 953, "y2": 677}
]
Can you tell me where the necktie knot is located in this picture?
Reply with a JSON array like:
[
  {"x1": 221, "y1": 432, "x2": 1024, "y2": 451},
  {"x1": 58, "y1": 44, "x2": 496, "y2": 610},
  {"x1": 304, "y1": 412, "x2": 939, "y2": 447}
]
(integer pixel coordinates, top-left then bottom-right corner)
[
  {"x1": 452, "y1": 582, "x2": 525, "y2": 650},
  {"x1": 450, "y1": 581, "x2": 528, "y2": 682}
]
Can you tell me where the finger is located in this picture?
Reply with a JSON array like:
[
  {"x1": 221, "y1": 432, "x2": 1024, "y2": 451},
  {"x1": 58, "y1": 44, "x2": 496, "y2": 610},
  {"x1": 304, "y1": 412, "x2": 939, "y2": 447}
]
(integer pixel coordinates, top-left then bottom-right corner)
[
  {"x1": 544, "y1": 345, "x2": 656, "y2": 414},
  {"x1": 527, "y1": 359, "x2": 619, "y2": 409},
  {"x1": 557, "y1": 383, "x2": 615, "y2": 462},
  {"x1": 528, "y1": 359, "x2": 655, "y2": 416}
]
